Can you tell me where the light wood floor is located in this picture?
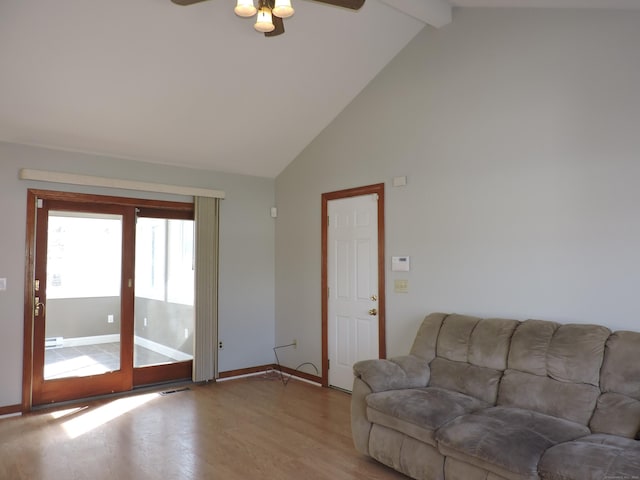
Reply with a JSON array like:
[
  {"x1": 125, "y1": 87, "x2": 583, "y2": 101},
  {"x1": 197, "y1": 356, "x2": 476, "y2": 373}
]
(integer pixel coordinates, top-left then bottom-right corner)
[{"x1": 0, "y1": 373, "x2": 408, "y2": 480}]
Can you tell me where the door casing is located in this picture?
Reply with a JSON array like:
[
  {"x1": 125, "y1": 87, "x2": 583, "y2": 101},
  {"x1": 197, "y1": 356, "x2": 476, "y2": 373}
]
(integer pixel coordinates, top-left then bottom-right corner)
[{"x1": 321, "y1": 183, "x2": 386, "y2": 387}]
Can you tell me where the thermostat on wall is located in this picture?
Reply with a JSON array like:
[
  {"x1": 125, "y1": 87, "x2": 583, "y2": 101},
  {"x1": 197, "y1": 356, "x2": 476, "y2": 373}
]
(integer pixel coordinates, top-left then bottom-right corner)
[{"x1": 392, "y1": 256, "x2": 410, "y2": 272}]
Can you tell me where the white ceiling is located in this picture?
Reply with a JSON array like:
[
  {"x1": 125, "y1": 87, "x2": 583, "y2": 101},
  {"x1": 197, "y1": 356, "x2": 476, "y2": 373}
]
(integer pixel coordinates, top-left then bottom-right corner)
[
  {"x1": 450, "y1": 0, "x2": 640, "y2": 7},
  {"x1": 1, "y1": 0, "x2": 639, "y2": 178}
]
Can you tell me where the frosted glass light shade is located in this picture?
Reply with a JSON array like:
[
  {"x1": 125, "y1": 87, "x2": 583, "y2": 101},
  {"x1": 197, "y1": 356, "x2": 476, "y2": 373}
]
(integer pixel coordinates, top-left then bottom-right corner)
[
  {"x1": 254, "y1": 6, "x2": 275, "y2": 32},
  {"x1": 272, "y1": 0, "x2": 294, "y2": 18},
  {"x1": 234, "y1": 0, "x2": 257, "y2": 17}
]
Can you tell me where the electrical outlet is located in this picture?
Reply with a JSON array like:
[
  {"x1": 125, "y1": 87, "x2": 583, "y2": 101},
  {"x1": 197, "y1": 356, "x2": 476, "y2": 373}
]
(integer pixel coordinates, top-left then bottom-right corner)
[
  {"x1": 293, "y1": 338, "x2": 297, "y2": 349},
  {"x1": 107, "y1": 314, "x2": 114, "y2": 323},
  {"x1": 218, "y1": 341, "x2": 224, "y2": 350}
]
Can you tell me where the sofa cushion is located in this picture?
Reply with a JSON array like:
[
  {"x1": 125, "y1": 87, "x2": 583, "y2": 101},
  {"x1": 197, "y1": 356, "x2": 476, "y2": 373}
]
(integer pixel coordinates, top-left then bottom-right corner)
[
  {"x1": 430, "y1": 358, "x2": 503, "y2": 405},
  {"x1": 434, "y1": 315, "x2": 518, "y2": 368},
  {"x1": 546, "y1": 323, "x2": 610, "y2": 386},
  {"x1": 498, "y1": 369, "x2": 600, "y2": 425},
  {"x1": 507, "y1": 319, "x2": 558, "y2": 376},
  {"x1": 435, "y1": 407, "x2": 590, "y2": 480},
  {"x1": 366, "y1": 387, "x2": 489, "y2": 447},
  {"x1": 600, "y1": 330, "x2": 640, "y2": 398},
  {"x1": 427, "y1": 315, "x2": 519, "y2": 404},
  {"x1": 410, "y1": 312, "x2": 447, "y2": 361},
  {"x1": 590, "y1": 330, "x2": 640, "y2": 438},
  {"x1": 436, "y1": 314, "x2": 481, "y2": 362},
  {"x1": 499, "y1": 320, "x2": 609, "y2": 425},
  {"x1": 468, "y1": 318, "x2": 519, "y2": 371},
  {"x1": 538, "y1": 434, "x2": 640, "y2": 480},
  {"x1": 590, "y1": 392, "x2": 640, "y2": 439}
]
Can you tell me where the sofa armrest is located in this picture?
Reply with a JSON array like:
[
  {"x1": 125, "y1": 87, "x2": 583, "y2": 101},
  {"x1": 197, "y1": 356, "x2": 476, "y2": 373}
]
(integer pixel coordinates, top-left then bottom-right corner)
[
  {"x1": 351, "y1": 376, "x2": 373, "y2": 456},
  {"x1": 353, "y1": 355, "x2": 430, "y2": 393}
]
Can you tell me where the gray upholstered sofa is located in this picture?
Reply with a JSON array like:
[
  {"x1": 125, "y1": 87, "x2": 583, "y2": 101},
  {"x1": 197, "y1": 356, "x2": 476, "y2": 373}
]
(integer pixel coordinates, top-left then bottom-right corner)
[{"x1": 351, "y1": 313, "x2": 640, "y2": 480}]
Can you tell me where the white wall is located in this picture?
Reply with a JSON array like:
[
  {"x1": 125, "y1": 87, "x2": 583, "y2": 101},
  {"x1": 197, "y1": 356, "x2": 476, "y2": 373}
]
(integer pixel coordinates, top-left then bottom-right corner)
[
  {"x1": 0, "y1": 142, "x2": 276, "y2": 408},
  {"x1": 274, "y1": 8, "x2": 640, "y2": 370}
]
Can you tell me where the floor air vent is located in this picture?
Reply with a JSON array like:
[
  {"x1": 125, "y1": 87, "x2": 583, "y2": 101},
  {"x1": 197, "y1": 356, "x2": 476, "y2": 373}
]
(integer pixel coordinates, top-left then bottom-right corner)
[{"x1": 160, "y1": 387, "x2": 191, "y2": 396}]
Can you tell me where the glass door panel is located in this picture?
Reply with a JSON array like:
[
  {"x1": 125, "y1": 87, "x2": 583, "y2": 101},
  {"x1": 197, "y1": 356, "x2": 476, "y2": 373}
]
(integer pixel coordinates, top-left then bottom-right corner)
[
  {"x1": 32, "y1": 198, "x2": 134, "y2": 406},
  {"x1": 134, "y1": 218, "x2": 194, "y2": 368},
  {"x1": 44, "y1": 211, "x2": 123, "y2": 379}
]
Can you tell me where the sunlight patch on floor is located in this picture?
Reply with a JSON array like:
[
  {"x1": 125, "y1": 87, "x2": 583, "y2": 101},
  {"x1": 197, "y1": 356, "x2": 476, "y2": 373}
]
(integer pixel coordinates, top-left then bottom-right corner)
[
  {"x1": 49, "y1": 406, "x2": 87, "y2": 419},
  {"x1": 61, "y1": 392, "x2": 159, "y2": 439},
  {"x1": 45, "y1": 355, "x2": 114, "y2": 379}
]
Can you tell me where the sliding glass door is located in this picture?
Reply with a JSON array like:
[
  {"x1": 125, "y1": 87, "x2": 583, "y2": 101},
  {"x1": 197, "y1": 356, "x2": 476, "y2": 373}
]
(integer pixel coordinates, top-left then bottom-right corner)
[
  {"x1": 132, "y1": 213, "x2": 194, "y2": 385},
  {"x1": 29, "y1": 191, "x2": 194, "y2": 405}
]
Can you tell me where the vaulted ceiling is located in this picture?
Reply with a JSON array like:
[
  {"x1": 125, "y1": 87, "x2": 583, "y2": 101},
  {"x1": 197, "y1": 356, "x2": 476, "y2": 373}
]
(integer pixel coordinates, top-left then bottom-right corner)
[{"x1": 1, "y1": 0, "x2": 638, "y2": 178}]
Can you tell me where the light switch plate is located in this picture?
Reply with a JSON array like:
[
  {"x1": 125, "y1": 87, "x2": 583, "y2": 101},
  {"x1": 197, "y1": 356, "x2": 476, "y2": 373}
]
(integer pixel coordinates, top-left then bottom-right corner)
[
  {"x1": 394, "y1": 279, "x2": 409, "y2": 293},
  {"x1": 392, "y1": 176, "x2": 407, "y2": 187},
  {"x1": 0, "y1": 278, "x2": 6, "y2": 291}
]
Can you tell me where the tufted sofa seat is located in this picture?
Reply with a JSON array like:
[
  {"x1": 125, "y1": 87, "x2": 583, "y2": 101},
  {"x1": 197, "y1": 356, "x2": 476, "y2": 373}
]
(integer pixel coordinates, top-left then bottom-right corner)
[{"x1": 351, "y1": 313, "x2": 640, "y2": 480}]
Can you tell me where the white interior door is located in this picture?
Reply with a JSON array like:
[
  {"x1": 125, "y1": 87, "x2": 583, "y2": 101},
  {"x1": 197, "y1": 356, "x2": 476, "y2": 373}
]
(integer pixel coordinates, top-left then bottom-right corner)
[{"x1": 327, "y1": 194, "x2": 379, "y2": 391}]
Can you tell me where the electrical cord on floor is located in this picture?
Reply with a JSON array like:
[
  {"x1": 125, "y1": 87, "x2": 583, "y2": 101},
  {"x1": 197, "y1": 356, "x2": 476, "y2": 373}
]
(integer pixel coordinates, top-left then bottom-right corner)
[{"x1": 273, "y1": 343, "x2": 319, "y2": 386}]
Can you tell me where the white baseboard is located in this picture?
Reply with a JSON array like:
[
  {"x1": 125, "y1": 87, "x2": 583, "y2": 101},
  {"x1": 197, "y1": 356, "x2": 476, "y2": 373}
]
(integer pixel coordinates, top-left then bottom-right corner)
[
  {"x1": 216, "y1": 370, "x2": 271, "y2": 382},
  {"x1": 63, "y1": 334, "x2": 120, "y2": 347},
  {"x1": 59, "y1": 334, "x2": 192, "y2": 362},
  {"x1": 276, "y1": 370, "x2": 322, "y2": 387},
  {"x1": 134, "y1": 336, "x2": 192, "y2": 361},
  {"x1": 216, "y1": 368, "x2": 322, "y2": 387}
]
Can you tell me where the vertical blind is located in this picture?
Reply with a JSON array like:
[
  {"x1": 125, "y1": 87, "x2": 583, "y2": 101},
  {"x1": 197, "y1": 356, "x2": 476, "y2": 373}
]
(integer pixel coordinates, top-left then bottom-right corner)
[{"x1": 193, "y1": 196, "x2": 220, "y2": 382}]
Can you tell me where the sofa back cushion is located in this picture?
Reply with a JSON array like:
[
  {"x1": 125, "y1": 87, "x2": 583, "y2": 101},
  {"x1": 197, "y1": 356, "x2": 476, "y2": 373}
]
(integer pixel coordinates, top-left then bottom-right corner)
[
  {"x1": 410, "y1": 312, "x2": 447, "y2": 361},
  {"x1": 590, "y1": 331, "x2": 640, "y2": 438},
  {"x1": 436, "y1": 314, "x2": 518, "y2": 370},
  {"x1": 507, "y1": 319, "x2": 558, "y2": 375},
  {"x1": 498, "y1": 320, "x2": 610, "y2": 425},
  {"x1": 429, "y1": 358, "x2": 502, "y2": 404},
  {"x1": 547, "y1": 323, "x2": 610, "y2": 386},
  {"x1": 418, "y1": 314, "x2": 519, "y2": 404},
  {"x1": 499, "y1": 370, "x2": 600, "y2": 425}
]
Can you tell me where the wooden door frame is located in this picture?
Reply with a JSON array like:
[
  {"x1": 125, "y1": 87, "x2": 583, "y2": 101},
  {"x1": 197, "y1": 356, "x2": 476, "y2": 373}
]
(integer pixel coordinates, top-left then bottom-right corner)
[
  {"x1": 321, "y1": 183, "x2": 386, "y2": 388},
  {"x1": 22, "y1": 189, "x2": 193, "y2": 411}
]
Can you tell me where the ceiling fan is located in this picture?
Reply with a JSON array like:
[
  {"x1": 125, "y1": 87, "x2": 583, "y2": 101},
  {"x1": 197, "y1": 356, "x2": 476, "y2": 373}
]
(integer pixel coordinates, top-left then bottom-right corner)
[{"x1": 171, "y1": 0, "x2": 365, "y2": 38}]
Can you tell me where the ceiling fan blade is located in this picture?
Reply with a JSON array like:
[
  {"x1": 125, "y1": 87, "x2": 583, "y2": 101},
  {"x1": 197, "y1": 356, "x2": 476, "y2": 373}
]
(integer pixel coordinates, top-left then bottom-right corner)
[
  {"x1": 311, "y1": 0, "x2": 364, "y2": 10},
  {"x1": 265, "y1": 15, "x2": 285, "y2": 37},
  {"x1": 171, "y1": 0, "x2": 208, "y2": 5}
]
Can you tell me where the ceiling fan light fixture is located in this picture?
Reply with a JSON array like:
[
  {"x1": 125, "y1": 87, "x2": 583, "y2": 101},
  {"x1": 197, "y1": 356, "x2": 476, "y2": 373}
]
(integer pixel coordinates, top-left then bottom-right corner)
[
  {"x1": 272, "y1": 0, "x2": 294, "y2": 18},
  {"x1": 254, "y1": 4, "x2": 275, "y2": 32},
  {"x1": 234, "y1": 0, "x2": 257, "y2": 17},
  {"x1": 172, "y1": 0, "x2": 367, "y2": 37}
]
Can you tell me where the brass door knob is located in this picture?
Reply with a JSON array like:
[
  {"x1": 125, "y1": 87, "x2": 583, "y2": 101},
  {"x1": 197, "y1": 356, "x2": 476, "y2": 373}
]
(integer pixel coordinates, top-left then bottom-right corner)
[{"x1": 368, "y1": 308, "x2": 378, "y2": 316}]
